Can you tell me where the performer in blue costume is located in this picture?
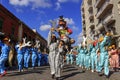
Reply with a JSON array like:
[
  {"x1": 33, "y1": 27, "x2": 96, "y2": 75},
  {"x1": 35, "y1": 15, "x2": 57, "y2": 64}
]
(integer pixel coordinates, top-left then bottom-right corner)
[
  {"x1": 37, "y1": 48, "x2": 42, "y2": 67},
  {"x1": 16, "y1": 38, "x2": 31, "y2": 72},
  {"x1": 66, "y1": 52, "x2": 70, "y2": 64},
  {"x1": 24, "y1": 47, "x2": 31, "y2": 69},
  {"x1": 31, "y1": 45, "x2": 38, "y2": 69},
  {"x1": 77, "y1": 43, "x2": 82, "y2": 67},
  {"x1": 69, "y1": 49, "x2": 73, "y2": 64},
  {"x1": 0, "y1": 37, "x2": 10, "y2": 76},
  {"x1": 90, "y1": 42, "x2": 98, "y2": 72},
  {"x1": 15, "y1": 41, "x2": 25, "y2": 72},
  {"x1": 98, "y1": 33, "x2": 111, "y2": 78},
  {"x1": 80, "y1": 45, "x2": 85, "y2": 69},
  {"x1": 84, "y1": 46, "x2": 90, "y2": 70}
]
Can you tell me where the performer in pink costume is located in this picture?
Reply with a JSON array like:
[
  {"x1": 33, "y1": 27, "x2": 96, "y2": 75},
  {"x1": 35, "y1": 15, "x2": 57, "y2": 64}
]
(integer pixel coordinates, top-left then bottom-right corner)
[{"x1": 110, "y1": 45, "x2": 119, "y2": 71}]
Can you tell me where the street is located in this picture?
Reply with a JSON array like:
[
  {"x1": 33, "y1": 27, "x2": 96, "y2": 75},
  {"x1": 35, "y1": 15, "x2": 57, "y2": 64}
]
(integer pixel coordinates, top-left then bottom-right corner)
[{"x1": 1, "y1": 64, "x2": 120, "y2": 80}]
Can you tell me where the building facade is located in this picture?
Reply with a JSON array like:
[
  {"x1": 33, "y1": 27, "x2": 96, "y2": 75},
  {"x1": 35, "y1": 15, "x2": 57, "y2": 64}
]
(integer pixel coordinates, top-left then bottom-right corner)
[
  {"x1": 0, "y1": 4, "x2": 47, "y2": 49},
  {"x1": 81, "y1": 0, "x2": 120, "y2": 47}
]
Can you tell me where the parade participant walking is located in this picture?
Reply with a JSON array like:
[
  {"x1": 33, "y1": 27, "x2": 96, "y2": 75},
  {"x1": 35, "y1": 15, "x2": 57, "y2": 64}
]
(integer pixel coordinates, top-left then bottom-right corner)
[
  {"x1": 90, "y1": 42, "x2": 98, "y2": 72},
  {"x1": 97, "y1": 32, "x2": 111, "y2": 78},
  {"x1": 8, "y1": 43, "x2": 14, "y2": 68},
  {"x1": 85, "y1": 46, "x2": 90, "y2": 70},
  {"x1": 31, "y1": 45, "x2": 38, "y2": 69},
  {"x1": 66, "y1": 52, "x2": 70, "y2": 64},
  {"x1": 69, "y1": 49, "x2": 74, "y2": 64},
  {"x1": 77, "y1": 43, "x2": 82, "y2": 66},
  {"x1": 15, "y1": 38, "x2": 31, "y2": 72},
  {"x1": 37, "y1": 48, "x2": 42, "y2": 67},
  {"x1": 48, "y1": 33, "x2": 58, "y2": 79},
  {"x1": 15, "y1": 41, "x2": 25, "y2": 72},
  {"x1": 55, "y1": 40, "x2": 64, "y2": 80},
  {"x1": 0, "y1": 37, "x2": 10, "y2": 76},
  {"x1": 79, "y1": 45, "x2": 85, "y2": 69},
  {"x1": 109, "y1": 45, "x2": 119, "y2": 71},
  {"x1": 24, "y1": 46, "x2": 31, "y2": 69}
]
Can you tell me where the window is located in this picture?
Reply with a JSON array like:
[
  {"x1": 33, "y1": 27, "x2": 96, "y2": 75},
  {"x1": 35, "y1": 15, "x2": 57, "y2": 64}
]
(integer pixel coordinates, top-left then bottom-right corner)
[
  {"x1": 118, "y1": 1, "x2": 120, "y2": 14},
  {"x1": 23, "y1": 33, "x2": 27, "y2": 38},
  {"x1": 11, "y1": 26, "x2": 15, "y2": 35},
  {"x1": 0, "y1": 19, "x2": 3, "y2": 32}
]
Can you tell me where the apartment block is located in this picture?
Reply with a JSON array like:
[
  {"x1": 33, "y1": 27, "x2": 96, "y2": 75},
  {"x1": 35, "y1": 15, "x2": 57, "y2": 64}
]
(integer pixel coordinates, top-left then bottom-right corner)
[{"x1": 81, "y1": 0, "x2": 120, "y2": 47}]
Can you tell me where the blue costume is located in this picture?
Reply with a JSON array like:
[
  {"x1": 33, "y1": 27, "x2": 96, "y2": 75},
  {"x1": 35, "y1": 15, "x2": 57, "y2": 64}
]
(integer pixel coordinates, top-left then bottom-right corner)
[
  {"x1": 0, "y1": 41, "x2": 10, "y2": 74},
  {"x1": 31, "y1": 48, "x2": 37, "y2": 68},
  {"x1": 90, "y1": 44, "x2": 98, "y2": 72},
  {"x1": 80, "y1": 47, "x2": 85, "y2": 68},
  {"x1": 44, "y1": 54, "x2": 48, "y2": 65},
  {"x1": 24, "y1": 47, "x2": 31, "y2": 68},
  {"x1": 77, "y1": 44, "x2": 82, "y2": 66},
  {"x1": 84, "y1": 47, "x2": 90, "y2": 69},
  {"x1": 66, "y1": 53, "x2": 70, "y2": 64},
  {"x1": 37, "y1": 51, "x2": 42, "y2": 66},
  {"x1": 69, "y1": 53, "x2": 73, "y2": 64},
  {"x1": 15, "y1": 44, "x2": 25, "y2": 72},
  {"x1": 98, "y1": 36, "x2": 110, "y2": 76},
  {"x1": 76, "y1": 55, "x2": 79, "y2": 65}
]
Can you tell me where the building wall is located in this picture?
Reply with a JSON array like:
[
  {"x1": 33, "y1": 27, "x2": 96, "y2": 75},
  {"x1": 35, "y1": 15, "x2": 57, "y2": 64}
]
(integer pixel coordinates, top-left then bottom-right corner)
[
  {"x1": 0, "y1": 4, "x2": 47, "y2": 48},
  {"x1": 81, "y1": 0, "x2": 120, "y2": 47},
  {"x1": 112, "y1": 0, "x2": 120, "y2": 47}
]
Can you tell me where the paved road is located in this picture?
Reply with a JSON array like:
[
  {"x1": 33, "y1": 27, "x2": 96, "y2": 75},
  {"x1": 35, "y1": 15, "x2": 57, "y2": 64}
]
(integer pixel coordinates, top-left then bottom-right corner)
[{"x1": 1, "y1": 64, "x2": 120, "y2": 80}]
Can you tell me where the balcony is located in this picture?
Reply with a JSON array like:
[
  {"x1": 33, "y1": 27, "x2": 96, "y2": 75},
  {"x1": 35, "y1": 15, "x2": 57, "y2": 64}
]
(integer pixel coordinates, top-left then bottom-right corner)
[
  {"x1": 82, "y1": 19, "x2": 85, "y2": 24},
  {"x1": 82, "y1": 11, "x2": 85, "y2": 17},
  {"x1": 95, "y1": 22, "x2": 104, "y2": 31},
  {"x1": 89, "y1": 22, "x2": 95, "y2": 29},
  {"x1": 103, "y1": 13, "x2": 115, "y2": 24},
  {"x1": 96, "y1": 0, "x2": 113, "y2": 19},
  {"x1": 82, "y1": 23, "x2": 86, "y2": 28},
  {"x1": 81, "y1": 5, "x2": 84, "y2": 12},
  {"x1": 88, "y1": 5, "x2": 93, "y2": 12},
  {"x1": 82, "y1": 30, "x2": 86, "y2": 35},
  {"x1": 95, "y1": 0, "x2": 105, "y2": 8},
  {"x1": 87, "y1": 0, "x2": 92, "y2": 5},
  {"x1": 89, "y1": 13, "x2": 94, "y2": 19}
]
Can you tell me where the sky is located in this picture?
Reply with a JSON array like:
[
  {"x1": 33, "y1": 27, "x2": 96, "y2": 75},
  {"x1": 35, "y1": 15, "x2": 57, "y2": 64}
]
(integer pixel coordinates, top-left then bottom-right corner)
[{"x1": 1, "y1": 0, "x2": 83, "y2": 45}]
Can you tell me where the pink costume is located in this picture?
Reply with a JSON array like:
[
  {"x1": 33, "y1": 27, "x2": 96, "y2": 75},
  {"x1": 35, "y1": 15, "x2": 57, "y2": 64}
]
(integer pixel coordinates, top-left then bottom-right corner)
[{"x1": 110, "y1": 49, "x2": 119, "y2": 68}]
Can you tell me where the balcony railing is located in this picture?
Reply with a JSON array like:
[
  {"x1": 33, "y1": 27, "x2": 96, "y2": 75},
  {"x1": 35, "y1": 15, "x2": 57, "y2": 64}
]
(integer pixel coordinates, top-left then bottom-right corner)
[
  {"x1": 103, "y1": 13, "x2": 115, "y2": 24},
  {"x1": 96, "y1": 0, "x2": 113, "y2": 19},
  {"x1": 89, "y1": 22, "x2": 94, "y2": 29},
  {"x1": 81, "y1": 5, "x2": 84, "y2": 12},
  {"x1": 89, "y1": 13, "x2": 94, "y2": 19},
  {"x1": 95, "y1": 0, "x2": 105, "y2": 8},
  {"x1": 96, "y1": 22, "x2": 104, "y2": 31},
  {"x1": 87, "y1": 0, "x2": 92, "y2": 5},
  {"x1": 88, "y1": 5, "x2": 93, "y2": 12}
]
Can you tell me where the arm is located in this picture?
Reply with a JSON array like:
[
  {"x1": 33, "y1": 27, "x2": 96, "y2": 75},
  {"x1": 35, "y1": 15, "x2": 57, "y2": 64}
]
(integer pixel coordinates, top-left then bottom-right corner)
[
  {"x1": 47, "y1": 30, "x2": 52, "y2": 47},
  {"x1": 0, "y1": 40, "x2": 4, "y2": 47}
]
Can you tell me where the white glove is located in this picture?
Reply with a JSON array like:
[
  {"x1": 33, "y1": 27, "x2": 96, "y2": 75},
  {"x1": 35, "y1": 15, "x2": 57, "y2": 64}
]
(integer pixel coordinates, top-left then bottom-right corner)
[
  {"x1": 25, "y1": 41, "x2": 31, "y2": 46},
  {"x1": 23, "y1": 37, "x2": 26, "y2": 45}
]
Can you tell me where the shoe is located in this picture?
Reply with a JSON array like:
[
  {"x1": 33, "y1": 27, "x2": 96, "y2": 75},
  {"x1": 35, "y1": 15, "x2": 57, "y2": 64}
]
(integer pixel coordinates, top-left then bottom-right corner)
[
  {"x1": 32, "y1": 67, "x2": 35, "y2": 69},
  {"x1": 52, "y1": 74, "x2": 55, "y2": 79},
  {"x1": 21, "y1": 69, "x2": 24, "y2": 72},
  {"x1": 56, "y1": 77, "x2": 60, "y2": 80},
  {"x1": 91, "y1": 70, "x2": 94, "y2": 72},
  {"x1": 79, "y1": 65, "x2": 81, "y2": 67},
  {"x1": 98, "y1": 72, "x2": 103, "y2": 76},
  {"x1": 105, "y1": 75, "x2": 109, "y2": 78},
  {"x1": 0, "y1": 71, "x2": 7, "y2": 77},
  {"x1": 19, "y1": 70, "x2": 21, "y2": 72}
]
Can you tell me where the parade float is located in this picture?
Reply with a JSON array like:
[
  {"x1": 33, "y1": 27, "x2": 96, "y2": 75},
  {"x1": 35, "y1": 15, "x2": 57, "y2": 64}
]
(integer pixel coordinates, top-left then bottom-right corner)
[{"x1": 56, "y1": 16, "x2": 75, "y2": 51}]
